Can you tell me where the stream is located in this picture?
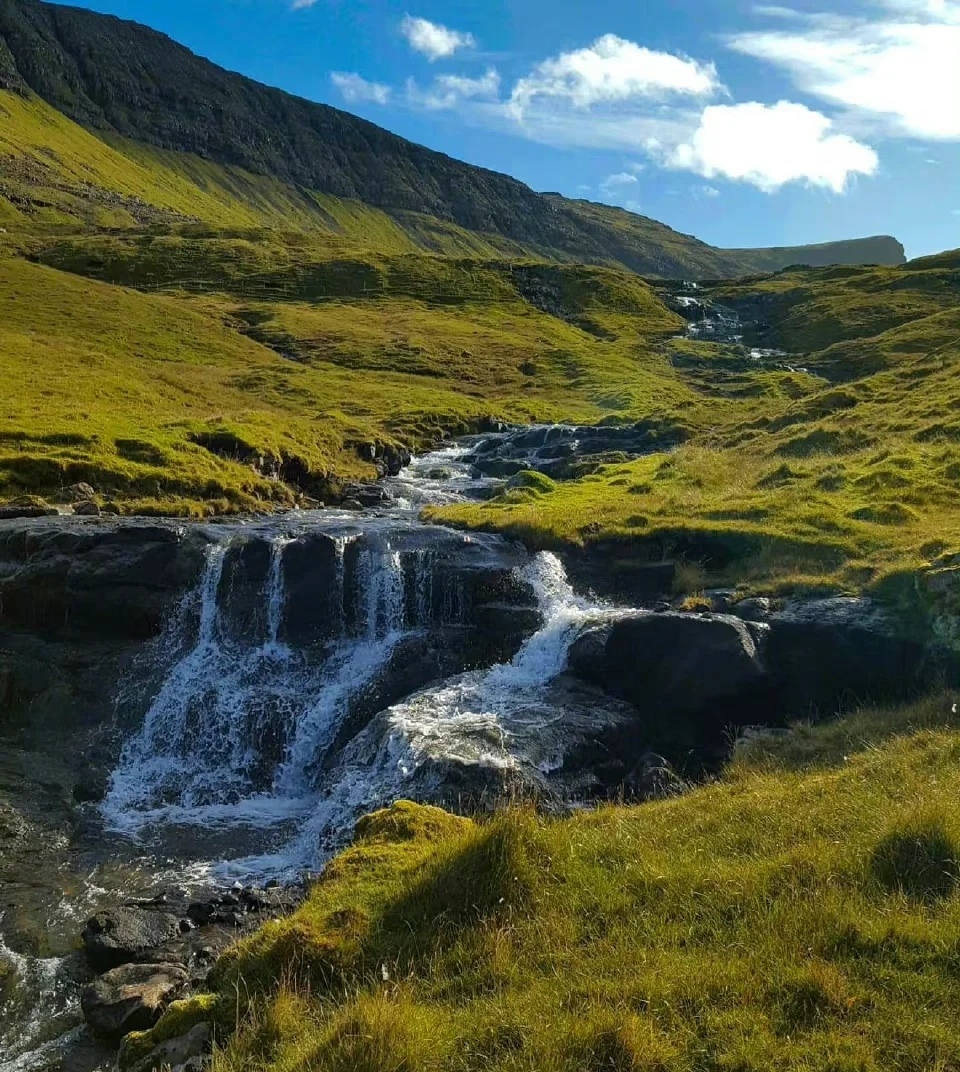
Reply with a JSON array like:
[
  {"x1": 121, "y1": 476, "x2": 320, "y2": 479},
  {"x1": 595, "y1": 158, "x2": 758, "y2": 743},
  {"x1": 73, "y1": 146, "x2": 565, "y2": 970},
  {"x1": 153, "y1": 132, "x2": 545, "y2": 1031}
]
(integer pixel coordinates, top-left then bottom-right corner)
[{"x1": 0, "y1": 432, "x2": 646, "y2": 1070}]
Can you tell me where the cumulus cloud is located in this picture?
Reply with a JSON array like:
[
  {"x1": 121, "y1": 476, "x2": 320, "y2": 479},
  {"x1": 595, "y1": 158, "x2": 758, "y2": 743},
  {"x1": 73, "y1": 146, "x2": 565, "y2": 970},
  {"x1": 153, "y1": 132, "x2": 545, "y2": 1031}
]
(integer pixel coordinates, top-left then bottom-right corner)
[
  {"x1": 330, "y1": 72, "x2": 392, "y2": 106},
  {"x1": 728, "y1": 0, "x2": 960, "y2": 140},
  {"x1": 407, "y1": 69, "x2": 501, "y2": 110},
  {"x1": 508, "y1": 34, "x2": 720, "y2": 118},
  {"x1": 401, "y1": 16, "x2": 475, "y2": 61},
  {"x1": 664, "y1": 101, "x2": 879, "y2": 192}
]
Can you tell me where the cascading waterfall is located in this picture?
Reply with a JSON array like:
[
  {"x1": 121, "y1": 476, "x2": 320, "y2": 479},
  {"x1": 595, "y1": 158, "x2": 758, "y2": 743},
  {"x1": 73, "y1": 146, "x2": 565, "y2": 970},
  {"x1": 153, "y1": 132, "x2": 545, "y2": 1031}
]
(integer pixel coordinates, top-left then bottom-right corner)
[
  {"x1": 102, "y1": 531, "x2": 446, "y2": 836},
  {"x1": 100, "y1": 437, "x2": 637, "y2": 880},
  {"x1": 278, "y1": 550, "x2": 628, "y2": 865}
]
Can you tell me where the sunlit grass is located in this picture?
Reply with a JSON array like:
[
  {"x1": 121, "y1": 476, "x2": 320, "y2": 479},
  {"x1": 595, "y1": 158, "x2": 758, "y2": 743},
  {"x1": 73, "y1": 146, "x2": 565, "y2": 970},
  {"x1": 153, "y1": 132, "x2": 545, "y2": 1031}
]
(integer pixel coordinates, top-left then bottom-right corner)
[{"x1": 121, "y1": 695, "x2": 960, "y2": 1072}]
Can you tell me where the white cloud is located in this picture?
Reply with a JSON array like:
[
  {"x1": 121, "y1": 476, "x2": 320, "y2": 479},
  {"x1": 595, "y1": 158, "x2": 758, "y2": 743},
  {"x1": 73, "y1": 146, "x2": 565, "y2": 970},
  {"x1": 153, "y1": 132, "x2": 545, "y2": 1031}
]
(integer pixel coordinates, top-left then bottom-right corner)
[
  {"x1": 699, "y1": 185, "x2": 721, "y2": 198},
  {"x1": 401, "y1": 16, "x2": 475, "y2": 61},
  {"x1": 728, "y1": 1, "x2": 960, "y2": 140},
  {"x1": 330, "y1": 72, "x2": 392, "y2": 106},
  {"x1": 508, "y1": 34, "x2": 720, "y2": 118},
  {"x1": 664, "y1": 101, "x2": 879, "y2": 192},
  {"x1": 407, "y1": 69, "x2": 501, "y2": 110}
]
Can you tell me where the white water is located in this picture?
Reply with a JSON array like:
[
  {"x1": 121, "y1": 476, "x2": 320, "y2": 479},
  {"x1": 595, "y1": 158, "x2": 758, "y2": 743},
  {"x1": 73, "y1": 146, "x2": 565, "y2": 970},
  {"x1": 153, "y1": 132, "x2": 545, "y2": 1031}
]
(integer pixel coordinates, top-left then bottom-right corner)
[
  {"x1": 0, "y1": 923, "x2": 84, "y2": 1072},
  {"x1": 99, "y1": 438, "x2": 634, "y2": 878},
  {"x1": 216, "y1": 550, "x2": 630, "y2": 877},
  {"x1": 2, "y1": 435, "x2": 646, "y2": 1069},
  {"x1": 102, "y1": 531, "x2": 442, "y2": 837}
]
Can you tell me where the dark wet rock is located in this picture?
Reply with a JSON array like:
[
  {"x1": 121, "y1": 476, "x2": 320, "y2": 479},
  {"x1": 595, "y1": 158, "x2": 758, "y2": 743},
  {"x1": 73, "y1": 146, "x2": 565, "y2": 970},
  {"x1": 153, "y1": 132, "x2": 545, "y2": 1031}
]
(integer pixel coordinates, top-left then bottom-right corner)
[
  {"x1": 81, "y1": 961, "x2": 188, "y2": 1038},
  {"x1": 563, "y1": 549, "x2": 676, "y2": 605},
  {"x1": 341, "y1": 482, "x2": 391, "y2": 508},
  {"x1": 341, "y1": 497, "x2": 364, "y2": 511},
  {"x1": 463, "y1": 421, "x2": 688, "y2": 482},
  {"x1": 0, "y1": 519, "x2": 208, "y2": 640},
  {"x1": 82, "y1": 907, "x2": 183, "y2": 973},
  {"x1": 731, "y1": 597, "x2": 773, "y2": 622},
  {"x1": 625, "y1": 752, "x2": 686, "y2": 800},
  {"x1": 764, "y1": 597, "x2": 947, "y2": 717},
  {"x1": 570, "y1": 612, "x2": 776, "y2": 761},
  {"x1": 73, "y1": 500, "x2": 102, "y2": 516}
]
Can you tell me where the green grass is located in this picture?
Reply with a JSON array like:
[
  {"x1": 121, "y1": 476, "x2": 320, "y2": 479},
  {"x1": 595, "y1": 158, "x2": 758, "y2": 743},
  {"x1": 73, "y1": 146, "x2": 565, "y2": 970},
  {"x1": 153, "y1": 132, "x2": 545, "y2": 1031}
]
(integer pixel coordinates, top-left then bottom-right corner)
[
  {"x1": 151, "y1": 693, "x2": 960, "y2": 1072},
  {"x1": 4, "y1": 81, "x2": 959, "y2": 610},
  {"x1": 0, "y1": 252, "x2": 703, "y2": 510},
  {"x1": 433, "y1": 257, "x2": 960, "y2": 600}
]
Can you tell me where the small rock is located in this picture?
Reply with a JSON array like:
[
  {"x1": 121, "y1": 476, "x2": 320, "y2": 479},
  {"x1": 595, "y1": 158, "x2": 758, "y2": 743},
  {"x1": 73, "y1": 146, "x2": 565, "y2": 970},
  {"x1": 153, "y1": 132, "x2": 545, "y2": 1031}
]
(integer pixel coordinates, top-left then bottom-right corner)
[
  {"x1": 66, "y1": 482, "x2": 97, "y2": 503},
  {"x1": 340, "y1": 498, "x2": 364, "y2": 511},
  {"x1": 732, "y1": 597, "x2": 772, "y2": 622},
  {"x1": 81, "y1": 962, "x2": 188, "y2": 1038},
  {"x1": 73, "y1": 500, "x2": 102, "y2": 516},
  {"x1": 186, "y1": 903, "x2": 216, "y2": 927},
  {"x1": 82, "y1": 907, "x2": 182, "y2": 973}
]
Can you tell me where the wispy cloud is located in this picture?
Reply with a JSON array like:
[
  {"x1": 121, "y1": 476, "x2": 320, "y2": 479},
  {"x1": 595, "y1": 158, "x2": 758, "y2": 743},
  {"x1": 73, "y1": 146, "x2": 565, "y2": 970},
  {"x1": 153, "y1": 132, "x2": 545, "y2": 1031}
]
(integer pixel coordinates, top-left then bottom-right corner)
[
  {"x1": 400, "y1": 15, "x2": 475, "y2": 61},
  {"x1": 600, "y1": 171, "x2": 640, "y2": 197},
  {"x1": 728, "y1": 0, "x2": 960, "y2": 140},
  {"x1": 330, "y1": 72, "x2": 392, "y2": 105},
  {"x1": 406, "y1": 69, "x2": 500, "y2": 110}
]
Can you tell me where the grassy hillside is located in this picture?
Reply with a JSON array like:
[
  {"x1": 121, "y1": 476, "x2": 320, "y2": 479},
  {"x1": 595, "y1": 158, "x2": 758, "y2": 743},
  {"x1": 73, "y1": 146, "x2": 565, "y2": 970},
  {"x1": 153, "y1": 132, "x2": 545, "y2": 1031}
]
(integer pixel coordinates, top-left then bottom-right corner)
[
  {"x1": 553, "y1": 198, "x2": 905, "y2": 279},
  {"x1": 0, "y1": 249, "x2": 717, "y2": 512},
  {"x1": 433, "y1": 256, "x2": 960, "y2": 598},
  {"x1": 120, "y1": 693, "x2": 960, "y2": 1072},
  {"x1": 0, "y1": 0, "x2": 903, "y2": 277}
]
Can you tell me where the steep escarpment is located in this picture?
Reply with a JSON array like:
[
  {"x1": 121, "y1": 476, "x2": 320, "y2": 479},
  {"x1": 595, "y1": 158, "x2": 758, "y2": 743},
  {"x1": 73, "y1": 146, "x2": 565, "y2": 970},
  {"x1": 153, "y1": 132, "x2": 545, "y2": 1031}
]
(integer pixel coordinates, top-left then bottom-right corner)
[{"x1": 0, "y1": 0, "x2": 904, "y2": 276}]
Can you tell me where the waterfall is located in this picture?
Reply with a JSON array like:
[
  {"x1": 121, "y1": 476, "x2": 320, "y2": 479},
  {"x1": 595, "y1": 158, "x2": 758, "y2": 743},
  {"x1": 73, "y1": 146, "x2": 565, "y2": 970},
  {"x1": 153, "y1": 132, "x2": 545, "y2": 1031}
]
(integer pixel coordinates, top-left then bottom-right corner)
[
  {"x1": 262, "y1": 552, "x2": 627, "y2": 870},
  {"x1": 102, "y1": 531, "x2": 442, "y2": 835}
]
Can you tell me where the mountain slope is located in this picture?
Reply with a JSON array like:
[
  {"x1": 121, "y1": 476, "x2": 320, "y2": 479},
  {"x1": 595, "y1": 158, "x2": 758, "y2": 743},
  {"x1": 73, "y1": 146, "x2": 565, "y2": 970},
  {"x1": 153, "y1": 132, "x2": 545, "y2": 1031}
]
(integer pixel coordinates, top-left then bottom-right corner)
[{"x1": 0, "y1": 0, "x2": 905, "y2": 276}]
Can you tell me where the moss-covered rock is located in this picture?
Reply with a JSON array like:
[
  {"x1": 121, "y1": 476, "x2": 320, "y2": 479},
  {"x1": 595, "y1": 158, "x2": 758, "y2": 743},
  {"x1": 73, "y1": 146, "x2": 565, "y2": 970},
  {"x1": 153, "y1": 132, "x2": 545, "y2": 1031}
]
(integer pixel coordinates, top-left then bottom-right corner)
[{"x1": 118, "y1": 993, "x2": 220, "y2": 1071}]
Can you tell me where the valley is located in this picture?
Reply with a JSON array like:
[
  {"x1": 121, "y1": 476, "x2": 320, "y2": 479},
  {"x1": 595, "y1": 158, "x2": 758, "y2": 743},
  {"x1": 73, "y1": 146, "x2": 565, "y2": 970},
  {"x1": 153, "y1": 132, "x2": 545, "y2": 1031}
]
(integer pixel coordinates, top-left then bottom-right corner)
[{"x1": 1, "y1": 0, "x2": 960, "y2": 1069}]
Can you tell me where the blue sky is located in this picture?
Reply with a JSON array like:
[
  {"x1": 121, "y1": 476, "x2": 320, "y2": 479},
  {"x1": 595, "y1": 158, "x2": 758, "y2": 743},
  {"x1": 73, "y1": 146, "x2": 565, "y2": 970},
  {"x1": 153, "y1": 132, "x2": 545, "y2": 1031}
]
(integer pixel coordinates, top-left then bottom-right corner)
[{"x1": 60, "y1": 0, "x2": 960, "y2": 257}]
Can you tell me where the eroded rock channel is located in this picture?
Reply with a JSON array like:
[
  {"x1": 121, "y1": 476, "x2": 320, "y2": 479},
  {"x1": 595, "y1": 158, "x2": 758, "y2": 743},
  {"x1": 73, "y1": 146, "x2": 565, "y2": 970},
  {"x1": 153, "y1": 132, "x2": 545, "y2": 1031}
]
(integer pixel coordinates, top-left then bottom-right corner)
[{"x1": 0, "y1": 433, "x2": 948, "y2": 1070}]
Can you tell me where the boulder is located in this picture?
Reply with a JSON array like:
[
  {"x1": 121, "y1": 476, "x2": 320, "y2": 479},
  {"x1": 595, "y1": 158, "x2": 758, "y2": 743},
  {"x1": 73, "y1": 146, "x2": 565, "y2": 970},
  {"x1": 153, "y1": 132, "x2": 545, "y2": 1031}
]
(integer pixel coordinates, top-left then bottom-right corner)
[
  {"x1": 764, "y1": 597, "x2": 942, "y2": 717},
  {"x1": 66, "y1": 482, "x2": 97, "y2": 503},
  {"x1": 0, "y1": 520, "x2": 208, "y2": 640},
  {"x1": 0, "y1": 496, "x2": 58, "y2": 519},
  {"x1": 731, "y1": 597, "x2": 773, "y2": 622},
  {"x1": 569, "y1": 612, "x2": 777, "y2": 761},
  {"x1": 82, "y1": 907, "x2": 183, "y2": 972},
  {"x1": 73, "y1": 500, "x2": 102, "y2": 516},
  {"x1": 81, "y1": 961, "x2": 188, "y2": 1038}
]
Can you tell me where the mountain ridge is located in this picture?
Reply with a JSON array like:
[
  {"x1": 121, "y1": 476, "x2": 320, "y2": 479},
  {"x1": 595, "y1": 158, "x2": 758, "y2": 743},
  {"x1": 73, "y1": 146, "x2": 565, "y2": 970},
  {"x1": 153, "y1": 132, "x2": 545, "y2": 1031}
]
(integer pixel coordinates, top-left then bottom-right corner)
[{"x1": 0, "y1": 0, "x2": 905, "y2": 277}]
